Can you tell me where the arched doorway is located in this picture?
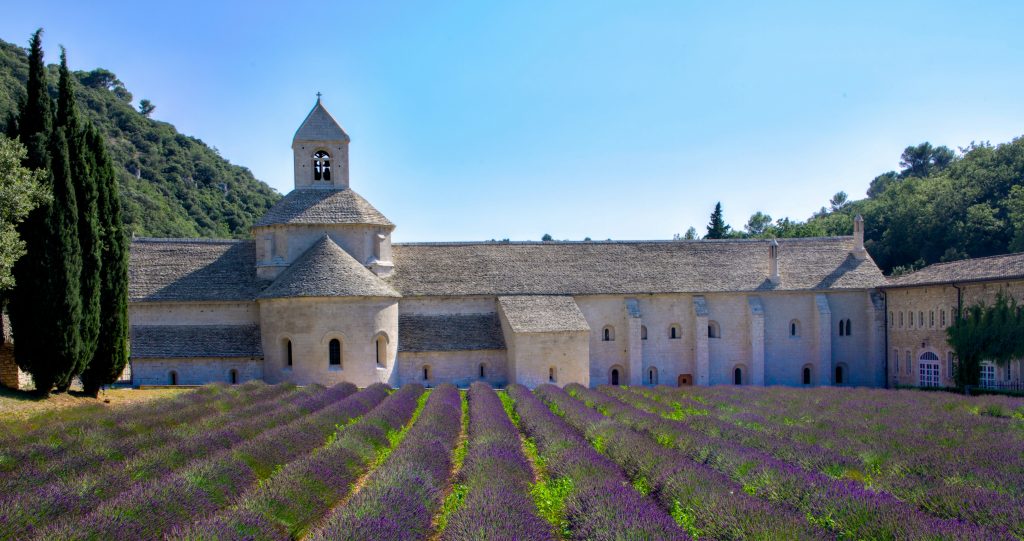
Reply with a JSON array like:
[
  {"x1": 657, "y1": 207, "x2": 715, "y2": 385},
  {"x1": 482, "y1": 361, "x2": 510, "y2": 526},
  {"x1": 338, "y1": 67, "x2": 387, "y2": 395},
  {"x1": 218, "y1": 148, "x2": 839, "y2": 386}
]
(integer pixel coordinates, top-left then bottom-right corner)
[
  {"x1": 677, "y1": 374, "x2": 692, "y2": 386},
  {"x1": 169, "y1": 371, "x2": 178, "y2": 386},
  {"x1": 734, "y1": 367, "x2": 743, "y2": 385},
  {"x1": 835, "y1": 365, "x2": 844, "y2": 385},
  {"x1": 229, "y1": 369, "x2": 238, "y2": 384},
  {"x1": 918, "y1": 351, "x2": 940, "y2": 387},
  {"x1": 611, "y1": 368, "x2": 620, "y2": 386}
]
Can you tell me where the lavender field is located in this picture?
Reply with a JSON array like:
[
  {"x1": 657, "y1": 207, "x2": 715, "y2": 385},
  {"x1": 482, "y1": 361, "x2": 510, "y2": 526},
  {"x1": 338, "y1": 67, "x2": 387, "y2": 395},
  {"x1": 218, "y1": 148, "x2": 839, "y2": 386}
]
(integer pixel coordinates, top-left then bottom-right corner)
[{"x1": 1, "y1": 381, "x2": 1022, "y2": 540}]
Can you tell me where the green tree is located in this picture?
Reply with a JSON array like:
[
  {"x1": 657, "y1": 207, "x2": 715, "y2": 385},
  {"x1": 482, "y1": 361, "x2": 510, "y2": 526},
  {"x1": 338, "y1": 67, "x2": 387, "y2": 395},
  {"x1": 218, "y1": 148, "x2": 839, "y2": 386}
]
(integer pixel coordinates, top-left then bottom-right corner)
[
  {"x1": 744, "y1": 211, "x2": 773, "y2": 237},
  {"x1": 81, "y1": 125, "x2": 129, "y2": 397},
  {"x1": 829, "y1": 191, "x2": 849, "y2": 212},
  {"x1": 138, "y1": 99, "x2": 155, "y2": 117},
  {"x1": 705, "y1": 202, "x2": 730, "y2": 239},
  {"x1": 947, "y1": 293, "x2": 1024, "y2": 387},
  {"x1": 0, "y1": 135, "x2": 48, "y2": 291},
  {"x1": 56, "y1": 48, "x2": 101, "y2": 384},
  {"x1": 899, "y1": 142, "x2": 956, "y2": 178},
  {"x1": 8, "y1": 29, "x2": 54, "y2": 390},
  {"x1": 541, "y1": 233, "x2": 553, "y2": 241}
]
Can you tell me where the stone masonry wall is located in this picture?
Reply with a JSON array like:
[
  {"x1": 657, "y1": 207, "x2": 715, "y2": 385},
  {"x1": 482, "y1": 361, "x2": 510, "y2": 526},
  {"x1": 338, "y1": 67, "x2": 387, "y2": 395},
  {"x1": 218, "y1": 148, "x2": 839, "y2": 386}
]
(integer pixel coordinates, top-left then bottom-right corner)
[{"x1": 133, "y1": 357, "x2": 262, "y2": 386}]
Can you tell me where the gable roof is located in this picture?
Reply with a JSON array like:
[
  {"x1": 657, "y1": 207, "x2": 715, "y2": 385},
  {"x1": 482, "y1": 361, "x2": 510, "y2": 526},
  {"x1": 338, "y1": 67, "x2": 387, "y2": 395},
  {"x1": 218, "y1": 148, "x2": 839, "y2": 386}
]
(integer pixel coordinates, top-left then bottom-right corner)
[
  {"x1": 883, "y1": 251, "x2": 1024, "y2": 288},
  {"x1": 130, "y1": 239, "x2": 266, "y2": 302},
  {"x1": 385, "y1": 237, "x2": 885, "y2": 297},
  {"x1": 498, "y1": 296, "x2": 590, "y2": 333},
  {"x1": 398, "y1": 313, "x2": 505, "y2": 352},
  {"x1": 254, "y1": 188, "x2": 393, "y2": 228},
  {"x1": 293, "y1": 100, "x2": 349, "y2": 142},
  {"x1": 260, "y1": 235, "x2": 400, "y2": 299},
  {"x1": 131, "y1": 325, "x2": 263, "y2": 358}
]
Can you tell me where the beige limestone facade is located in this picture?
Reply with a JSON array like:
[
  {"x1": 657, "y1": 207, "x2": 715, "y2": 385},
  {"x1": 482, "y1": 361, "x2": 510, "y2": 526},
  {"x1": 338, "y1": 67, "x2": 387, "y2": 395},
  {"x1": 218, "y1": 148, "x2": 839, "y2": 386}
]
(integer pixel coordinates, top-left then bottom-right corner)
[
  {"x1": 883, "y1": 267, "x2": 1024, "y2": 389},
  {"x1": 110, "y1": 99, "x2": 899, "y2": 391}
]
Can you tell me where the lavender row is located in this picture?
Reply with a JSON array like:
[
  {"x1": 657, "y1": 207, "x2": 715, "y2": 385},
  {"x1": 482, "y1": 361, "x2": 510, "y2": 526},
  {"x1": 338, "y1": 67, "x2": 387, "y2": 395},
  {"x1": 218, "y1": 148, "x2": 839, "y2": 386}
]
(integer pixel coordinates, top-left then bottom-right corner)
[
  {"x1": 439, "y1": 382, "x2": 553, "y2": 541},
  {"x1": 507, "y1": 384, "x2": 688, "y2": 541},
  {"x1": 34, "y1": 383, "x2": 386, "y2": 540},
  {"x1": 0, "y1": 383, "x2": 354, "y2": 540},
  {"x1": 638, "y1": 385, "x2": 1024, "y2": 534},
  {"x1": 542, "y1": 384, "x2": 826, "y2": 540},
  {"x1": 170, "y1": 383, "x2": 426, "y2": 541},
  {"x1": 1, "y1": 382, "x2": 298, "y2": 493},
  {"x1": 591, "y1": 385, "x2": 1006, "y2": 540},
  {"x1": 307, "y1": 384, "x2": 463, "y2": 541}
]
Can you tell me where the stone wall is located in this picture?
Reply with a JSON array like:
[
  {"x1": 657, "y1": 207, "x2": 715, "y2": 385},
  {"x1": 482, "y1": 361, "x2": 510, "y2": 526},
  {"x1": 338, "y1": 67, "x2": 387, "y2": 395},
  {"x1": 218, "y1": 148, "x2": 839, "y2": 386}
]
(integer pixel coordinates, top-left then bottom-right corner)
[
  {"x1": 0, "y1": 313, "x2": 30, "y2": 390},
  {"x1": 397, "y1": 350, "x2": 507, "y2": 387},
  {"x1": 133, "y1": 357, "x2": 262, "y2": 386},
  {"x1": 259, "y1": 296, "x2": 399, "y2": 387},
  {"x1": 886, "y1": 280, "x2": 1024, "y2": 387},
  {"x1": 129, "y1": 301, "x2": 259, "y2": 326}
]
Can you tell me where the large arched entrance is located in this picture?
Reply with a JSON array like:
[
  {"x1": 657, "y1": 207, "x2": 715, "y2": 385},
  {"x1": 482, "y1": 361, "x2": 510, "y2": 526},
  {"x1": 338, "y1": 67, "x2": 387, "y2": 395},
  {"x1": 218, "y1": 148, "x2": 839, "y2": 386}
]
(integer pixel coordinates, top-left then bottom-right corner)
[{"x1": 611, "y1": 368, "x2": 620, "y2": 386}]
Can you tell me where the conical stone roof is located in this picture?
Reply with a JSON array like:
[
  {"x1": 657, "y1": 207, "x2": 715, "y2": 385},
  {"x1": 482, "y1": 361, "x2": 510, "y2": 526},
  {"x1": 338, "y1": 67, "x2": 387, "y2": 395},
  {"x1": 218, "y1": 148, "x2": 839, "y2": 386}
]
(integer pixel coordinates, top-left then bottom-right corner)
[
  {"x1": 260, "y1": 235, "x2": 400, "y2": 299},
  {"x1": 293, "y1": 99, "x2": 349, "y2": 143}
]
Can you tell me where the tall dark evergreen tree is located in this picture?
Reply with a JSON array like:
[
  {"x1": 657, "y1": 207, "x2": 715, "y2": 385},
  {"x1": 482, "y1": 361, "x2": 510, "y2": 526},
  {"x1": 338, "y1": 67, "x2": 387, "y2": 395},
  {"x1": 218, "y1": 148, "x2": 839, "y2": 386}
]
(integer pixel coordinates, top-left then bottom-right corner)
[
  {"x1": 34, "y1": 127, "x2": 83, "y2": 394},
  {"x1": 8, "y1": 29, "x2": 54, "y2": 387},
  {"x1": 705, "y1": 202, "x2": 730, "y2": 239},
  {"x1": 81, "y1": 125, "x2": 129, "y2": 397},
  {"x1": 56, "y1": 48, "x2": 101, "y2": 385}
]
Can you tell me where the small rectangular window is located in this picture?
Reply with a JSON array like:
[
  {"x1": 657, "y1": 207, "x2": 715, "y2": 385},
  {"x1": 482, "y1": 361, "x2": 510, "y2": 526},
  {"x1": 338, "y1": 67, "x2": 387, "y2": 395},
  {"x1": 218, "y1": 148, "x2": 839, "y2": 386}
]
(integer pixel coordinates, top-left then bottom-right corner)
[{"x1": 929, "y1": 311, "x2": 934, "y2": 328}]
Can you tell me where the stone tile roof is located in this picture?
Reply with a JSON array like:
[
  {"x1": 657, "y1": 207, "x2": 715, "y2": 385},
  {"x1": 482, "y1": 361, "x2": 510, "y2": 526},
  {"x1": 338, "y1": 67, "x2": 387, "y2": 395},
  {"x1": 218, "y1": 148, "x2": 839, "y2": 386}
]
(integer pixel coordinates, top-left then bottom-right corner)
[
  {"x1": 260, "y1": 235, "x2": 400, "y2": 299},
  {"x1": 293, "y1": 100, "x2": 349, "y2": 142},
  {"x1": 498, "y1": 296, "x2": 590, "y2": 333},
  {"x1": 130, "y1": 239, "x2": 266, "y2": 302},
  {"x1": 386, "y1": 237, "x2": 885, "y2": 296},
  {"x1": 131, "y1": 325, "x2": 263, "y2": 358},
  {"x1": 398, "y1": 313, "x2": 505, "y2": 352},
  {"x1": 254, "y1": 188, "x2": 393, "y2": 228},
  {"x1": 883, "y1": 251, "x2": 1024, "y2": 288}
]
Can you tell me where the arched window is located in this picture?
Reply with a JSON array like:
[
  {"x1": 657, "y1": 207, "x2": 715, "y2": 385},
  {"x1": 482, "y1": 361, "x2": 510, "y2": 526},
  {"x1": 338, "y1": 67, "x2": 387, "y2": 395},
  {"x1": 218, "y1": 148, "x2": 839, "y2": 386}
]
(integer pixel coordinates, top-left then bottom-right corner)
[
  {"x1": 549, "y1": 367, "x2": 557, "y2": 383},
  {"x1": 312, "y1": 150, "x2": 331, "y2": 181},
  {"x1": 376, "y1": 334, "x2": 388, "y2": 368},
  {"x1": 669, "y1": 324, "x2": 681, "y2": 339},
  {"x1": 889, "y1": 311, "x2": 894, "y2": 327},
  {"x1": 229, "y1": 369, "x2": 238, "y2": 384},
  {"x1": 329, "y1": 338, "x2": 341, "y2": 367},
  {"x1": 899, "y1": 311, "x2": 904, "y2": 328},
  {"x1": 893, "y1": 348, "x2": 900, "y2": 374},
  {"x1": 708, "y1": 321, "x2": 721, "y2": 339},
  {"x1": 905, "y1": 350, "x2": 911, "y2": 374},
  {"x1": 838, "y1": 320, "x2": 845, "y2": 336},
  {"x1": 640, "y1": 325, "x2": 648, "y2": 340},
  {"x1": 947, "y1": 351, "x2": 954, "y2": 379},
  {"x1": 422, "y1": 365, "x2": 432, "y2": 381},
  {"x1": 790, "y1": 319, "x2": 800, "y2": 337},
  {"x1": 918, "y1": 311, "x2": 924, "y2": 327},
  {"x1": 602, "y1": 326, "x2": 615, "y2": 342},
  {"x1": 845, "y1": 319, "x2": 852, "y2": 336},
  {"x1": 940, "y1": 309, "x2": 946, "y2": 327},
  {"x1": 169, "y1": 371, "x2": 178, "y2": 386},
  {"x1": 284, "y1": 339, "x2": 293, "y2": 368},
  {"x1": 648, "y1": 367, "x2": 658, "y2": 385},
  {"x1": 734, "y1": 367, "x2": 743, "y2": 385},
  {"x1": 802, "y1": 365, "x2": 812, "y2": 385},
  {"x1": 919, "y1": 352, "x2": 940, "y2": 387},
  {"x1": 479, "y1": 363, "x2": 486, "y2": 379},
  {"x1": 929, "y1": 311, "x2": 935, "y2": 328},
  {"x1": 835, "y1": 365, "x2": 844, "y2": 385}
]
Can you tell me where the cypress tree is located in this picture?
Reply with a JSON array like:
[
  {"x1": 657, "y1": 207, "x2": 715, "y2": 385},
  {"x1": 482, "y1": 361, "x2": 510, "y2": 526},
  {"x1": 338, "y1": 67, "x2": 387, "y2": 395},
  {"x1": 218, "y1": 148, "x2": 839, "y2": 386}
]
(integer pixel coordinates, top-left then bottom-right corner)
[
  {"x1": 705, "y1": 202, "x2": 730, "y2": 239},
  {"x1": 32, "y1": 127, "x2": 83, "y2": 394},
  {"x1": 56, "y1": 48, "x2": 101, "y2": 385},
  {"x1": 81, "y1": 125, "x2": 129, "y2": 397},
  {"x1": 8, "y1": 29, "x2": 54, "y2": 388}
]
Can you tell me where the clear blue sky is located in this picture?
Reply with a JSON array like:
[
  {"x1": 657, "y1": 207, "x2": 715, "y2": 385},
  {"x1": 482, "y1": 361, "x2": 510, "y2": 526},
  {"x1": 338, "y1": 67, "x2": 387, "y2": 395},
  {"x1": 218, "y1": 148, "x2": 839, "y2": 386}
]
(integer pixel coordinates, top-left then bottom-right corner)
[{"x1": 3, "y1": 1, "x2": 1023, "y2": 242}]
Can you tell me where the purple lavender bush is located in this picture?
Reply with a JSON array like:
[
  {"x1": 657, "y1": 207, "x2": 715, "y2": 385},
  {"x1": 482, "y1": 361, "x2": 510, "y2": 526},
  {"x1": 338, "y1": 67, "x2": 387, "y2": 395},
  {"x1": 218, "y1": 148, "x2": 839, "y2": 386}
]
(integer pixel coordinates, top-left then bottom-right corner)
[
  {"x1": 507, "y1": 384, "x2": 688, "y2": 541},
  {"x1": 307, "y1": 384, "x2": 462, "y2": 541},
  {"x1": 439, "y1": 382, "x2": 553, "y2": 541}
]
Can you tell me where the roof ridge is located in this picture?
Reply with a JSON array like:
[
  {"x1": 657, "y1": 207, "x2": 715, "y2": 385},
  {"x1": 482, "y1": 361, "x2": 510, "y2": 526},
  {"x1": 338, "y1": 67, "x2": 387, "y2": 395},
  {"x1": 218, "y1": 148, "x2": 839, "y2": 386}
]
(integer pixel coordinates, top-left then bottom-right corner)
[
  {"x1": 392, "y1": 236, "x2": 853, "y2": 247},
  {"x1": 132, "y1": 237, "x2": 249, "y2": 244},
  {"x1": 896, "y1": 250, "x2": 1024, "y2": 276}
]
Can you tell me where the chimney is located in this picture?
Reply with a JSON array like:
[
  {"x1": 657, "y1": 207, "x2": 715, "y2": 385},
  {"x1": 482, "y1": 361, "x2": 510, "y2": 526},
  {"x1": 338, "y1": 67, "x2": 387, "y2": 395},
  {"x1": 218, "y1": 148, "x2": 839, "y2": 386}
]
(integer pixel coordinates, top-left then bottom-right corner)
[
  {"x1": 768, "y1": 238, "x2": 780, "y2": 284},
  {"x1": 852, "y1": 214, "x2": 866, "y2": 260}
]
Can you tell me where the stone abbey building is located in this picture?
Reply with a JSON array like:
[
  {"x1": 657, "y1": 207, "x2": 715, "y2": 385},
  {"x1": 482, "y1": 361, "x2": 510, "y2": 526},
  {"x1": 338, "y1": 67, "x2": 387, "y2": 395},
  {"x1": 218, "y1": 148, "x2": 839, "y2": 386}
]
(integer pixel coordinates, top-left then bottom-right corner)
[{"x1": 0, "y1": 100, "x2": 905, "y2": 390}]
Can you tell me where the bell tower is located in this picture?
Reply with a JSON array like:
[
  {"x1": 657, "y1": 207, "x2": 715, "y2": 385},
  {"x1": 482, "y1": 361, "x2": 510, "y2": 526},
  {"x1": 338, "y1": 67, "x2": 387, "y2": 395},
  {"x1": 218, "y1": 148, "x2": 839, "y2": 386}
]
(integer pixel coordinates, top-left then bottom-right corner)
[{"x1": 292, "y1": 94, "x2": 350, "y2": 190}]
